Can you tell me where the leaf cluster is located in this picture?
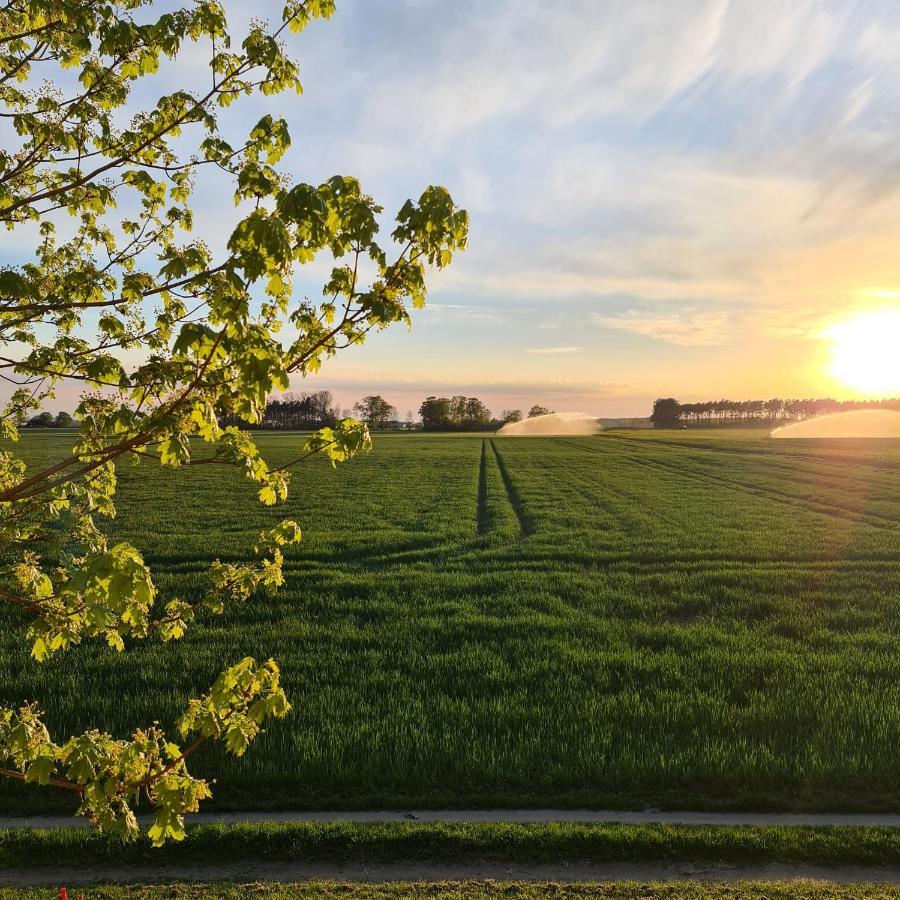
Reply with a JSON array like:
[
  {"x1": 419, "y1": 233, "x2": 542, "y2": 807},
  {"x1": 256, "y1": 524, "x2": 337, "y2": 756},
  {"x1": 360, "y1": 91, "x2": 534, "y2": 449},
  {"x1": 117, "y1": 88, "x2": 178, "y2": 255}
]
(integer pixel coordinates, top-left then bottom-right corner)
[
  {"x1": 0, "y1": 0, "x2": 467, "y2": 839},
  {"x1": 0, "y1": 657, "x2": 289, "y2": 844}
]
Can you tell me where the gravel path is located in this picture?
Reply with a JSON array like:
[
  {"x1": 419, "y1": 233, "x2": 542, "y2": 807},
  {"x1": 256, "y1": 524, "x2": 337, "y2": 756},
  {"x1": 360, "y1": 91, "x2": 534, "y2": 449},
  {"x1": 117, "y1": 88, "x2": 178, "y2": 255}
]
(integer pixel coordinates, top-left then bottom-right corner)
[
  {"x1": 4, "y1": 808, "x2": 900, "y2": 829},
  {"x1": 7, "y1": 808, "x2": 900, "y2": 888}
]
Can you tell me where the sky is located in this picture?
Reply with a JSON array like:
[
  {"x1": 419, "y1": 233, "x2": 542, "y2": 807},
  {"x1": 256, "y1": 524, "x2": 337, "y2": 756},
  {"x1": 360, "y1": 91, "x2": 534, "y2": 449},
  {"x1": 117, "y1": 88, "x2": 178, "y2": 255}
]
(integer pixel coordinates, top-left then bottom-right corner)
[{"x1": 10, "y1": 0, "x2": 900, "y2": 417}]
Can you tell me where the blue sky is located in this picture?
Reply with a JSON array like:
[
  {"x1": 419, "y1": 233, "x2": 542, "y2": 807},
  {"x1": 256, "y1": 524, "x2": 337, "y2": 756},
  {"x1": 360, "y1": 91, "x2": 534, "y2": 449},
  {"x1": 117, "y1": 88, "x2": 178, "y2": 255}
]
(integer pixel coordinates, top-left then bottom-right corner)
[{"x1": 9, "y1": 1, "x2": 900, "y2": 416}]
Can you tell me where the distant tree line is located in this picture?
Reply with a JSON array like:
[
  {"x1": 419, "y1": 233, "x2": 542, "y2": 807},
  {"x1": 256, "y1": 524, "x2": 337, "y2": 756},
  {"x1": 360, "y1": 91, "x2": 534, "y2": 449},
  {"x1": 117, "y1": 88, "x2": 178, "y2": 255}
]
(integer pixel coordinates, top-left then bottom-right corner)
[
  {"x1": 219, "y1": 391, "x2": 341, "y2": 430},
  {"x1": 353, "y1": 395, "x2": 397, "y2": 429},
  {"x1": 214, "y1": 392, "x2": 558, "y2": 432},
  {"x1": 419, "y1": 396, "x2": 494, "y2": 430},
  {"x1": 651, "y1": 396, "x2": 900, "y2": 428},
  {"x1": 24, "y1": 411, "x2": 75, "y2": 428},
  {"x1": 416, "y1": 398, "x2": 555, "y2": 431}
]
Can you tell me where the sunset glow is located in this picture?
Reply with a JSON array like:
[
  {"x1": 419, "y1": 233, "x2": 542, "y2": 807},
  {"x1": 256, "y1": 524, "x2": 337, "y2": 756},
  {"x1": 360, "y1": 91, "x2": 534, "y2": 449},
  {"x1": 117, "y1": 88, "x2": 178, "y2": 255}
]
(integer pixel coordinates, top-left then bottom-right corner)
[{"x1": 825, "y1": 310, "x2": 900, "y2": 396}]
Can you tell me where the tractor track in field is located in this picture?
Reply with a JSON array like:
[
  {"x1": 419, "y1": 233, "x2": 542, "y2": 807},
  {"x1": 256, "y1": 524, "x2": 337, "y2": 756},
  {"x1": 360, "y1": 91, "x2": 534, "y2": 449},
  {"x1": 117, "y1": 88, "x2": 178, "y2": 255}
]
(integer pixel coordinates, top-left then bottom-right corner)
[
  {"x1": 488, "y1": 439, "x2": 532, "y2": 537},
  {"x1": 602, "y1": 433, "x2": 900, "y2": 472},
  {"x1": 476, "y1": 439, "x2": 490, "y2": 535},
  {"x1": 595, "y1": 435, "x2": 900, "y2": 527},
  {"x1": 589, "y1": 435, "x2": 900, "y2": 506},
  {"x1": 552, "y1": 438, "x2": 899, "y2": 532}
]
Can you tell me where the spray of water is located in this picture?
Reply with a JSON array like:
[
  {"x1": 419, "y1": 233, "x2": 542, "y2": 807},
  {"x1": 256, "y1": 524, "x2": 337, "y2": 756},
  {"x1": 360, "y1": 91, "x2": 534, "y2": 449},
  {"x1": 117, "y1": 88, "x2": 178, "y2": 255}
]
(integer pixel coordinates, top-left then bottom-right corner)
[
  {"x1": 771, "y1": 409, "x2": 900, "y2": 438},
  {"x1": 497, "y1": 412, "x2": 602, "y2": 436}
]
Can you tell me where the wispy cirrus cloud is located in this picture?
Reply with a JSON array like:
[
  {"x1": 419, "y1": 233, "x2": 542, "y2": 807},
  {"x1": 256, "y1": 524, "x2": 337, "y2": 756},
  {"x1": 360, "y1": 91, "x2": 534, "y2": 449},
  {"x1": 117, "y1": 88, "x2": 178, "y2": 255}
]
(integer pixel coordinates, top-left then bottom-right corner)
[
  {"x1": 525, "y1": 346, "x2": 582, "y2": 355},
  {"x1": 593, "y1": 305, "x2": 840, "y2": 347},
  {"x1": 593, "y1": 309, "x2": 732, "y2": 346}
]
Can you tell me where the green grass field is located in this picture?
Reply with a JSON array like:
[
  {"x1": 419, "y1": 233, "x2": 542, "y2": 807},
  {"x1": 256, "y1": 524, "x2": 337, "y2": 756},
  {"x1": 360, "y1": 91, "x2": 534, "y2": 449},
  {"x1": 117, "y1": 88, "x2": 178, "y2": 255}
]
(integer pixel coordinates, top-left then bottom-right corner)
[{"x1": 4, "y1": 429, "x2": 900, "y2": 813}]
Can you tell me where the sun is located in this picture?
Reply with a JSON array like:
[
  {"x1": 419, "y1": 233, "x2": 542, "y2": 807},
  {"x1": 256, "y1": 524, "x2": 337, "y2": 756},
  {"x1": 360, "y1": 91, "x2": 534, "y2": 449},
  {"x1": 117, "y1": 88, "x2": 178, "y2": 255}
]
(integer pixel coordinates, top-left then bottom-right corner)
[{"x1": 824, "y1": 309, "x2": 900, "y2": 395}]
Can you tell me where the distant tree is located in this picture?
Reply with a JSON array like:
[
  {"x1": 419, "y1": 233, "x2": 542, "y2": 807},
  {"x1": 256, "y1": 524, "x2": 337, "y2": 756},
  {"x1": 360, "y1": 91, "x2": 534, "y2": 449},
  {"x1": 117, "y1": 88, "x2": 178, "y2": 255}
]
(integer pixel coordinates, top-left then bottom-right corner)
[
  {"x1": 420, "y1": 396, "x2": 452, "y2": 430},
  {"x1": 419, "y1": 395, "x2": 493, "y2": 430},
  {"x1": 53, "y1": 412, "x2": 75, "y2": 428},
  {"x1": 25, "y1": 411, "x2": 54, "y2": 428},
  {"x1": 220, "y1": 390, "x2": 339, "y2": 430},
  {"x1": 528, "y1": 405, "x2": 553, "y2": 418},
  {"x1": 501, "y1": 409, "x2": 523, "y2": 424},
  {"x1": 651, "y1": 398, "x2": 682, "y2": 428},
  {"x1": 448, "y1": 395, "x2": 467, "y2": 425},
  {"x1": 463, "y1": 396, "x2": 491, "y2": 428},
  {"x1": 405, "y1": 410, "x2": 414, "y2": 427},
  {"x1": 311, "y1": 391, "x2": 339, "y2": 424},
  {"x1": 353, "y1": 395, "x2": 397, "y2": 429}
]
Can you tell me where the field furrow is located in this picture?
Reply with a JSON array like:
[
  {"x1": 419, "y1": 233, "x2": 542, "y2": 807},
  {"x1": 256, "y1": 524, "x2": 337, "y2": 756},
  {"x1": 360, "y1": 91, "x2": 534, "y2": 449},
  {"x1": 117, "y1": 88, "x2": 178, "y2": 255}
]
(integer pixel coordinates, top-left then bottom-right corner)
[
  {"x1": 598, "y1": 434, "x2": 900, "y2": 511},
  {"x1": 488, "y1": 439, "x2": 531, "y2": 537},
  {"x1": 556, "y1": 437, "x2": 900, "y2": 533}
]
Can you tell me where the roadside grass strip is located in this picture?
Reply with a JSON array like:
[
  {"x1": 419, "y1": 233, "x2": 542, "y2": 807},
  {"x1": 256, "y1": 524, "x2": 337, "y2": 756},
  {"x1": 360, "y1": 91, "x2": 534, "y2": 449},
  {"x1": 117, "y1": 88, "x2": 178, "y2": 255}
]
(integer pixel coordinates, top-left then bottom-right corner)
[{"x1": 5, "y1": 822, "x2": 900, "y2": 870}]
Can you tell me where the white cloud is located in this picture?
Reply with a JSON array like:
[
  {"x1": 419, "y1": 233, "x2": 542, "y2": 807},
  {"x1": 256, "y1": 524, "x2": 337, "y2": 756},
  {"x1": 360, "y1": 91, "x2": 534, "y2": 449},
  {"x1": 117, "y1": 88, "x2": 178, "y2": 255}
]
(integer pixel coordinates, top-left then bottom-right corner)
[
  {"x1": 593, "y1": 309, "x2": 732, "y2": 346},
  {"x1": 356, "y1": 1, "x2": 727, "y2": 145},
  {"x1": 219, "y1": 0, "x2": 900, "y2": 326},
  {"x1": 592, "y1": 305, "x2": 838, "y2": 347},
  {"x1": 426, "y1": 303, "x2": 503, "y2": 323},
  {"x1": 525, "y1": 346, "x2": 582, "y2": 355},
  {"x1": 347, "y1": 0, "x2": 860, "y2": 148}
]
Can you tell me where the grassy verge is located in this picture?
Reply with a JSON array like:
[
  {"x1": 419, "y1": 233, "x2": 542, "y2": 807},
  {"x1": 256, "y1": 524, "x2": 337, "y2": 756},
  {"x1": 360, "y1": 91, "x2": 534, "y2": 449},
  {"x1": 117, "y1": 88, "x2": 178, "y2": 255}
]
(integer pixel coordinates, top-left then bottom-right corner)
[
  {"x1": 3, "y1": 881, "x2": 900, "y2": 899},
  {"x1": 3, "y1": 822, "x2": 900, "y2": 870}
]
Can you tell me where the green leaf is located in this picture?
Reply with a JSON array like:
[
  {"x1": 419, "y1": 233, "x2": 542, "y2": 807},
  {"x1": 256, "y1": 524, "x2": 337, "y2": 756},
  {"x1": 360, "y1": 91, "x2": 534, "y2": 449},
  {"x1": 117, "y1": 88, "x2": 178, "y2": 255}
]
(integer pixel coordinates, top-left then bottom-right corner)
[{"x1": 24, "y1": 756, "x2": 56, "y2": 785}]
